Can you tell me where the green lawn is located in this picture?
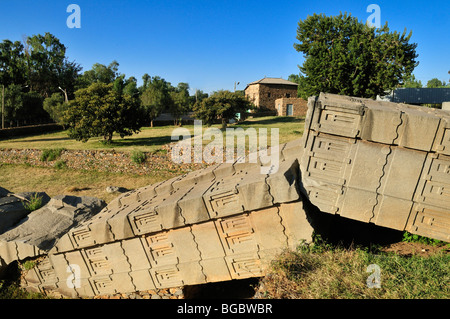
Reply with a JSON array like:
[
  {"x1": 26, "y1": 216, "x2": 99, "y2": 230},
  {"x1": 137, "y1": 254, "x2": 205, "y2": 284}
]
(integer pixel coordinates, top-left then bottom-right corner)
[{"x1": 0, "y1": 116, "x2": 305, "y2": 153}]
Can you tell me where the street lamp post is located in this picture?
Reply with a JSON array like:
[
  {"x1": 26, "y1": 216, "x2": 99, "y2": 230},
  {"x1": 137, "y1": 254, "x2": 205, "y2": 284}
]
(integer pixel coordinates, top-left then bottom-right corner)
[
  {"x1": 58, "y1": 86, "x2": 68, "y2": 103},
  {"x1": 234, "y1": 81, "x2": 240, "y2": 92}
]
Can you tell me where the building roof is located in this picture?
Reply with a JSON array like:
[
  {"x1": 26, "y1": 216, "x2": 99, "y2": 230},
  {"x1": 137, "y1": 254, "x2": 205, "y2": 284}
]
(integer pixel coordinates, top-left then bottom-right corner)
[
  {"x1": 381, "y1": 88, "x2": 450, "y2": 104},
  {"x1": 245, "y1": 77, "x2": 298, "y2": 90}
]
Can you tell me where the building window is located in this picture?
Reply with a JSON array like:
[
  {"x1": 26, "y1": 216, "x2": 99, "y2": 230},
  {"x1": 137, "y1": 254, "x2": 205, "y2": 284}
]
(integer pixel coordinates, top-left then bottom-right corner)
[
  {"x1": 267, "y1": 93, "x2": 271, "y2": 97},
  {"x1": 286, "y1": 93, "x2": 291, "y2": 98}
]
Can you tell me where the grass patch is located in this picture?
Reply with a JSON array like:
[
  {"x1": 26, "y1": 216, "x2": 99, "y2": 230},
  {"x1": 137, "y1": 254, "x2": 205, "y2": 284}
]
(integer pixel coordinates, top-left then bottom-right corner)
[
  {"x1": 130, "y1": 150, "x2": 147, "y2": 164},
  {"x1": 0, "y1": 281, "x2": 49, "y2": 299},
  {"x1": 40, "y1": 148, "x2": 65, "y2": 162},
  {"x1": 54, "y1": 159, "x2": 67, "y2": 169},
  {"x1": 261, "y1": 238, "x2": 449, "y2": 299},
  {"x1": 0, "y1": 261, "x2": 50, "y2": 299},
  {"x1": 402, "y1": 231, "x2": 445, "y2": 246},
  {"x1": 22, "y1": 193, "x2": 44, "y2": 212}
]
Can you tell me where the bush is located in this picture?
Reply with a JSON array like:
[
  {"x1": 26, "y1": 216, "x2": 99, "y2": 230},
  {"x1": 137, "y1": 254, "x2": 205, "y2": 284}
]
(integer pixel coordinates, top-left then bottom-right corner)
[
  {"x1": 131, "y1": 150, "x2": 146, "y2": 164},
  {"x1": 22, "y1": 194, "x2": 43, "y2": 212},
  {"x1": 40, "y1": 148, "x2": 64, "y2": 161},
  {"x1": 54, "y1": 160, "x2": 67, "y2": 169},
  {"x1": 43, "y1": 93, "x2": 69, "y2": 127}
]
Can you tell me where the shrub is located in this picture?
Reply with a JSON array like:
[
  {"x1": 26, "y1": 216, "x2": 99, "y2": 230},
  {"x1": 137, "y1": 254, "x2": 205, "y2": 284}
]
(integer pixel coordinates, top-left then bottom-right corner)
[
  {"x1": 54, "y1": 160, "x2": 67, "y2": 169},
  {"x1": 402, "y1": 231, "x2": 445, "y2": 246},
  {"x1": 40, "y1": 148, "x2": 64, "y2": 162},
  {"x1": 22, "y1": 194, "x2": 43, "y2": 212},
  {"x1": 131, "y1": 150, "x2": 146, "y2": 164}
]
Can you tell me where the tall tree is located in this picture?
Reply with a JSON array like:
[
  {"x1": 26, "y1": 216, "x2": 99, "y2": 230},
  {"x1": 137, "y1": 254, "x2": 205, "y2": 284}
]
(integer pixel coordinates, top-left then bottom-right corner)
[
  {"x1": 25, "y1": 32, "x2": 80, "y2": 98},
  {"x1": 190, "y1": 89, "x2": 208, "y2": 106},
  {"x1": 76, "y1": 60, "x2": 120, "y2": 89},
  {"x1": 0, "y1": 40, "x2": 27, "y2": 87},
  {"x1": 169, "y1": 82, "x2": 190, "y2": 126},
  {"x1": 140, "y1": 76, "x2": 171, "y2": 127},
  {"x1": 123, "y1": 76, "x2": 139, "y2": 96},
  {"x1": 141, "y1": 73, "x2": 151, "y2": 91},
  {"x1": 294, "y1": 13, "x2": 418, "y2": 99}
]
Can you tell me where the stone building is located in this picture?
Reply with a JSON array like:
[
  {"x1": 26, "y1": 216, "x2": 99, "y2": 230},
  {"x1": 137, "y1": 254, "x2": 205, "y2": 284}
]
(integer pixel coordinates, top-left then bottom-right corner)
[
  {"x1": 245, "y1": 77, "x2": 298, "y2": 110},
  {"x1": 275, "y1": 97, "x2": 308, "y2": 116}
]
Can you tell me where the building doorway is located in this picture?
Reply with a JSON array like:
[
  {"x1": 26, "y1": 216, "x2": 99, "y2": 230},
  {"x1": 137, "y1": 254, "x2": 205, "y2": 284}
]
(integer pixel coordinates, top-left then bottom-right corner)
[{"x1": 287, "y1": 104, "x2": 293, "y2": 116}]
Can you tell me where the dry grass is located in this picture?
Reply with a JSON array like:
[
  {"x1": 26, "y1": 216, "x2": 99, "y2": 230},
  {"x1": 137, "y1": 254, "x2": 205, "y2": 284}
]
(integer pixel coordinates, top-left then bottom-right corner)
[{"x1": 0, "y1": 163, "x2": 178, "y2": 203}]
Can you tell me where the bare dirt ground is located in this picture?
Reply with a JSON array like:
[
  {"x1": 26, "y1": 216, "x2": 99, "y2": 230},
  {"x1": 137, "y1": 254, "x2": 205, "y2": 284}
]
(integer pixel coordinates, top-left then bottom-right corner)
[{"x1": 381, "y1": 241, "x2": 449, "y2": 257}]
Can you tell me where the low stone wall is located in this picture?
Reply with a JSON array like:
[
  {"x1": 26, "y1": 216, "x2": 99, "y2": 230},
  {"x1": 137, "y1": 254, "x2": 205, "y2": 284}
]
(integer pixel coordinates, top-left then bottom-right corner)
[{"x1": 0, "y1": 146, "x2": 208, "y2": 175}]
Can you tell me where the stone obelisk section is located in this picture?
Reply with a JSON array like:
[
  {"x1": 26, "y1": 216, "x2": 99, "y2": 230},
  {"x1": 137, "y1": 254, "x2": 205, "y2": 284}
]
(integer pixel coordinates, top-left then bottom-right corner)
[
  {"x1": 22, "y1": 142, "x2": 311, "y2": 298},
  {"x1": 18, "y1": 92, "x2": 450, "y2": 298},
  {"x1": 300, "y1": 93, "x2": 450, "y2": 242}
]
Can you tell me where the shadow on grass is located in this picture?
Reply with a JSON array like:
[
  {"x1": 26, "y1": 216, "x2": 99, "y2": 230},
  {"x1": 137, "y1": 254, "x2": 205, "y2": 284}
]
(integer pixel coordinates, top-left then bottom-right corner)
[
  {"x1": 236, "y1": 116, "x2": 305, "y2": 127},
  {"x1": 107, "y1": 135, "x2": 175, "y2": 148},
  {"x1": 7, "y1": 136, "x2": 71, "y2": 143}
]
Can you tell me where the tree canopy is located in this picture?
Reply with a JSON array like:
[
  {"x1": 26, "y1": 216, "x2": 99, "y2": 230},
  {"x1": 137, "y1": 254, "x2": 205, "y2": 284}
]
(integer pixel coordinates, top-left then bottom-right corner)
[
  {"x1": 426, "y1": 78, "x2": 449, "y2": 88},
  {"x1": 65, "y1": 82, "x2": 147, "y2": 143},
  {"x1": 294, "y1": 13, "x2": 419, "y2": 99},
  {"x1": 0, "y1": 32, "x2": 81, "y2": 126},
  {"x1": 193, "y1": 90, "x2": 254, "y2": 128}
]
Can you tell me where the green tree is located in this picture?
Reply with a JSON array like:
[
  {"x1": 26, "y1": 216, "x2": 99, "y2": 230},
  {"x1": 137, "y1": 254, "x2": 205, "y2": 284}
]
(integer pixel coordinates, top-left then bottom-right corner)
[
  {"x1": 65, "y1": 82, "x2": 146, "y2": 143},
  {"x1": 288, "y1": 74, "x2": 303, "y2": 97},
  {"x1": 426, "y1": 78, "x2": 446, "y2": 88},
  {"x1": 294, "y1": 13, "x2": 419, "y2": 99},
  {"x1": 190, "y1": 89, "x2": 208, "y2": 106},
  {"x1": 1, "y1": 33, "x2": 80, "y2": 126},
  {"x1": 25, "y1": 32, "x2": 81, "y2": 98},
  {"x1": 168, "y1": 82, "x2": 190, "y2": 125},
  {"x1": 0, "y1": 40, "x2": 27, "y2": 87},
  {"x1": 2, "y1": 84, "x2": 23, "y2": 126},
  {"x1": 76, "y1": 60, "x2": 120, "y2": 89},
  {"x1": 140, "y1": 76, "x2": 171, "y2": 127},
  {"x1": 123, "y1": 76, "x2": 139, "y2": 96},
  {"x1": 141, "y1": 73, "x2": 151, "y2": 91},
  {"x1": 43, "y1": 92, "x2": 69, "y2": 127},
  {"x1": 193, "y1": 90, "x2": 254, "y2": 128},
  {"x1": 402, "y1": 74, "x2": 423, "y2": 88},
  {"x1": 20, "y1": 91, "x2": 47, "y2": 125}
]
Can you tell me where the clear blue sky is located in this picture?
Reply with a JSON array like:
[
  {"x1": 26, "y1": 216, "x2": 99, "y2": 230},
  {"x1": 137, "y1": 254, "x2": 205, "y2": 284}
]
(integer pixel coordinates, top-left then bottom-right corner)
[{"x1": 1, "y1": 0, "x2": 449, "y2": 94}]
